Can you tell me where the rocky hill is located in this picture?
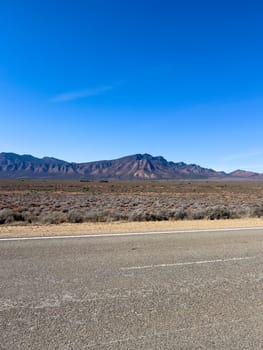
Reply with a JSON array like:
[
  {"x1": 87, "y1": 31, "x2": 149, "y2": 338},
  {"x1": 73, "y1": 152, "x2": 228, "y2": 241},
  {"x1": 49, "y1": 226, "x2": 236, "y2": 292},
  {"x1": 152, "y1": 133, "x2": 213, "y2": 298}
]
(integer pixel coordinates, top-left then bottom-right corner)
[{"x1": 0, "y1": 152, "x2": 262, "y2": 180}]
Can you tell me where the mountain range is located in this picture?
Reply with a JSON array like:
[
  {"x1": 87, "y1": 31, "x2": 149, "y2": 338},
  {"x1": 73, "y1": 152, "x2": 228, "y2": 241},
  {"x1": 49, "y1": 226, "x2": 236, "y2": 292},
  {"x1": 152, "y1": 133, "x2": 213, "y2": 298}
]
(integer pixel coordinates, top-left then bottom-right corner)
[{"x1": 0, "y1": 152, "x2": 262, "y2": 180}]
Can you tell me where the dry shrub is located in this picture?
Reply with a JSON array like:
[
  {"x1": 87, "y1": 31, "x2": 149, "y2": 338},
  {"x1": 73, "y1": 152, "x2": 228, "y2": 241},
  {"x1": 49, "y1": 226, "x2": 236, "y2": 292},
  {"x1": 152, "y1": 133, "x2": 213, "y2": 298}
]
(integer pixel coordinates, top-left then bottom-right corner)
[
  {"x1": 2, "y1": 180, "x2": 263, "y2": 225},
  {"x1": 0, "y1": 209, "x2": 31, "y2": 224}
]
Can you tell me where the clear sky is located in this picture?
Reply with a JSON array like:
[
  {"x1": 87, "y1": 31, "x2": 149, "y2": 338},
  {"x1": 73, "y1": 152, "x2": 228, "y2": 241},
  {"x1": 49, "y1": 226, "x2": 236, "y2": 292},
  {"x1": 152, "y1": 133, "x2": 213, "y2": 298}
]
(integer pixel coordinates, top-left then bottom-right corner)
[{"x1": 1, "y1": 0, "x2": 263, "y2": 172}]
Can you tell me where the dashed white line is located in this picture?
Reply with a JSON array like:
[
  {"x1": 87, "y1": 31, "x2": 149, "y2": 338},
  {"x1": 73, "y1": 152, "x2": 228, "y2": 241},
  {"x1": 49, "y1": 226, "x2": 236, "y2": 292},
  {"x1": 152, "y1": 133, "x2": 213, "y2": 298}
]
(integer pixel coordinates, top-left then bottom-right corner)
[{"x1": 120, "y1": 256, "x2": 257, "y2": 271}]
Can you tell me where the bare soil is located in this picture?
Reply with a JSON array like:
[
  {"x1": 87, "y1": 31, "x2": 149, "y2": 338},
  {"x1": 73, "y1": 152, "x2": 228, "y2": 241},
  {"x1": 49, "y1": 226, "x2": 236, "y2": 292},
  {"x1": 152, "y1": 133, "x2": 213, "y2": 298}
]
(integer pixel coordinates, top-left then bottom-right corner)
[{"x1": 1, "y1": 218, "x2": 263, "y2": 238}]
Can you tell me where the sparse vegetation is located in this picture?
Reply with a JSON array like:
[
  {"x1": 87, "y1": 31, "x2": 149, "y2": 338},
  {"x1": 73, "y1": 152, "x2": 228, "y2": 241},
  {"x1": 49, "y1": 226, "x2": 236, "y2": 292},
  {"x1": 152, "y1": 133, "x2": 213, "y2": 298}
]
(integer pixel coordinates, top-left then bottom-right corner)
[{"x1": 1, "y1": 179, "x2": 263, "y2": 225}]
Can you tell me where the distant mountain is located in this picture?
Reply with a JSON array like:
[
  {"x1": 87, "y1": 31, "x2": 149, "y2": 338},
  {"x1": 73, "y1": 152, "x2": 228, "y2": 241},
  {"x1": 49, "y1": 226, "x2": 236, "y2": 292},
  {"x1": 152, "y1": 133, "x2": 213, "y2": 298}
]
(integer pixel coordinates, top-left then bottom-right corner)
[
  {"x1": 228, "y1": 169, "x2": 260, "y2": 178},
  {"x1": 75, "y1": 154, "x2": 226, "y2": 180},
  {"x1": 0, "y1": 152, "x2": 262, "y2": 180}
]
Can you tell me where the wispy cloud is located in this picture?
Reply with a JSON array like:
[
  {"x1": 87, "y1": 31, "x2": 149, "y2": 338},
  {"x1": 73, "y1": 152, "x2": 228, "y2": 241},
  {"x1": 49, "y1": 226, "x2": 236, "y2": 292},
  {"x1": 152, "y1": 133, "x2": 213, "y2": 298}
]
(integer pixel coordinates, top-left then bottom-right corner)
[{"x1": 52, "y1": 85, "x2": 114, "y2": 102}]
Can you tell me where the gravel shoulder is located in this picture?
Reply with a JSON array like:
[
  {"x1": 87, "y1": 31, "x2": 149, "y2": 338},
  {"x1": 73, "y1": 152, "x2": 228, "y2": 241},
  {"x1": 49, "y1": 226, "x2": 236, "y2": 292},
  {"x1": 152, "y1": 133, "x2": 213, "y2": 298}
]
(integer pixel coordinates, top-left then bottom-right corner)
[{"x1": 1, "y1": 218, "x2": 263, "y2": 238}]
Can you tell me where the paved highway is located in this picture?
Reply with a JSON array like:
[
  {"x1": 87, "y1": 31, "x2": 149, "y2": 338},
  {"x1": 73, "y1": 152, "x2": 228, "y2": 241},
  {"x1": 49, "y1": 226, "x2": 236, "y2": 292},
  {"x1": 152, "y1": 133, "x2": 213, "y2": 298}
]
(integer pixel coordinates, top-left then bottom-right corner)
[{"x1": 1, "y1": 228, "x2": 263, "y2": 349}]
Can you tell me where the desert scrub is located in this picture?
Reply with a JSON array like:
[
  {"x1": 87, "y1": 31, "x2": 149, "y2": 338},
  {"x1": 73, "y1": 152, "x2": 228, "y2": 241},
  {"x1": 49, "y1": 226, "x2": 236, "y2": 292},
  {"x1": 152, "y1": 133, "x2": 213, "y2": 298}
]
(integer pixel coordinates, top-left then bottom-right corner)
[
  {"x1": 249, "y1": 205, "x2": 263, "y2": 218},
  {"x1": 84, "y1": 209, "x2": 127, "y2": 222},
  {"x1": 0, "y1": 209, "x2": 32, "y2": 224},
  {"x1": 41, "y1": 212, "x2": 67, "y2": 224},
  {"x1": 1, "y1": 180, "x2": 263, "y2": 224}
]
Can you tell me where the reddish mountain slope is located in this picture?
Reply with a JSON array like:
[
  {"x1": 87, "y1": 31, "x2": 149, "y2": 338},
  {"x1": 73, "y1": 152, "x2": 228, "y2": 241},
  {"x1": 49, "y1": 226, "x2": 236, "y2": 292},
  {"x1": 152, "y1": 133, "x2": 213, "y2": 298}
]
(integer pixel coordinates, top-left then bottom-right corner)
[{"x1": 0, "y1": 152, "x2": 261, "y2": 180}]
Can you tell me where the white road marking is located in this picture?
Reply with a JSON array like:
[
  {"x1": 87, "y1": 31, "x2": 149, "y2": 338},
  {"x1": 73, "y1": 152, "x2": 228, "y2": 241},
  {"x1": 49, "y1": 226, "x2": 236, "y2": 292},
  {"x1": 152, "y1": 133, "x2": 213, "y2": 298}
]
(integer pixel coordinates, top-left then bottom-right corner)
[
  {"x1": 0, "y1": 226, "x2": 263, "y2": 242},
  {"x1": 120, "y1": 256, "x2": 257, "y2": 271}
]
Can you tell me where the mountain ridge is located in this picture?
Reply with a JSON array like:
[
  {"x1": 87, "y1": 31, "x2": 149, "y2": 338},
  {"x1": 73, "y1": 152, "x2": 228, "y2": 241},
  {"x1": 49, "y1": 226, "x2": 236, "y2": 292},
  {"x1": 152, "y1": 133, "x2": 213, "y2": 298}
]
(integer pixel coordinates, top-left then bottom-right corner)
[{"x1": 0, "y1": 152, "x2": 262, "y2": 180}]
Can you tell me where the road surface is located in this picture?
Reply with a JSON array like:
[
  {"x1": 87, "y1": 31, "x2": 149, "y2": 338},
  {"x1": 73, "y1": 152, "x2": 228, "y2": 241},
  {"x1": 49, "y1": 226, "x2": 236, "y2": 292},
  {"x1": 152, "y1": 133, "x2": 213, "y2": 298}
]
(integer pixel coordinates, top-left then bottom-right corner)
[{"x1": 1, "y1": 228, "x2": 263, "y2": 349}]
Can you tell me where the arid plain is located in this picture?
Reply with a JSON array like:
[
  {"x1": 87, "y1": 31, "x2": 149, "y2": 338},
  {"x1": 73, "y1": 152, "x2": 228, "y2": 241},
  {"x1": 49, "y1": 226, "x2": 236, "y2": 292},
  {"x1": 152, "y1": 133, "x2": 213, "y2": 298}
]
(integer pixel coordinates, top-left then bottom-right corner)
[{"x1": 1, "y1": 179, "x2": 263, "y2": 237}]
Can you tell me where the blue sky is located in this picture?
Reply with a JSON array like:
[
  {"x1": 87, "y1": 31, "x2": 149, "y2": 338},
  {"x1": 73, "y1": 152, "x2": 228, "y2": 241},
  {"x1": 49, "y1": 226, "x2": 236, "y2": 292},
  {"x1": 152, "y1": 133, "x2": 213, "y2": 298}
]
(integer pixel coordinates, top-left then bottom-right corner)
[{"x1": 1, "y1": 0, "x2": 263, "y2": 172}]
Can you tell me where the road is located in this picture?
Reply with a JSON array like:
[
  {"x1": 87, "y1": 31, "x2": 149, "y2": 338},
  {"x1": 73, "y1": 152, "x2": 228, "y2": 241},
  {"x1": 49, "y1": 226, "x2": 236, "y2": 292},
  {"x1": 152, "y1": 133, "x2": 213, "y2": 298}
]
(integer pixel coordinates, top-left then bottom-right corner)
[{"x1": 1, "y1": 228, "x2": 263, "y2": 349}]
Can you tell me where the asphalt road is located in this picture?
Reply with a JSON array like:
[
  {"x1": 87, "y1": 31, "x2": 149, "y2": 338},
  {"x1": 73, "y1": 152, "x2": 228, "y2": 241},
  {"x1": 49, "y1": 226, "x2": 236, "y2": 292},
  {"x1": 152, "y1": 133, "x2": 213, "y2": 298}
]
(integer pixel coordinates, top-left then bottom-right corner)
[{"x1": 1, "y1": 228, "x2": 263, "y2": 349}]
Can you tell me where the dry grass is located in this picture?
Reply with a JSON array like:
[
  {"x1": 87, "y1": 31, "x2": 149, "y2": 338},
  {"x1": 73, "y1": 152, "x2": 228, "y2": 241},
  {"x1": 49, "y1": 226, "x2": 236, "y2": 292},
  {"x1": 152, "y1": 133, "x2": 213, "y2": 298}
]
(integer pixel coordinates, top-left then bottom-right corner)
[{"x1": 1, "y1": 218, "x2": 263, "y2": 238}]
